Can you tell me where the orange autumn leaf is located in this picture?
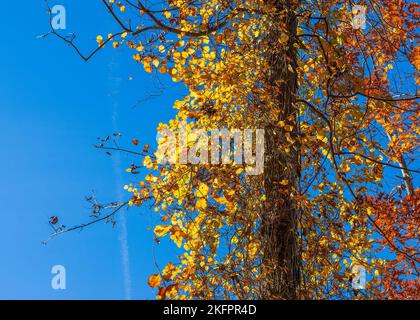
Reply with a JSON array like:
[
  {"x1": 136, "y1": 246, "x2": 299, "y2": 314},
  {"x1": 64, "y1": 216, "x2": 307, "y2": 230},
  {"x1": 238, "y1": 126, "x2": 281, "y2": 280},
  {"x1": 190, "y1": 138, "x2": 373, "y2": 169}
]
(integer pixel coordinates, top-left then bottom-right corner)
[{"x1": 148, "y1": 274, "x2": 162, "y2": 289}]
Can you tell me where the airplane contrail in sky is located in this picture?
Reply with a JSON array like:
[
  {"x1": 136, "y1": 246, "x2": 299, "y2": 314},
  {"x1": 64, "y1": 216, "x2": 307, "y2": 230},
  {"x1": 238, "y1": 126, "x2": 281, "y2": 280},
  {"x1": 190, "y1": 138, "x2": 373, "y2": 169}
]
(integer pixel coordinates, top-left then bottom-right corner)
[{"x1": 108, "y1": 55, "x2": 132, "y2": 300}]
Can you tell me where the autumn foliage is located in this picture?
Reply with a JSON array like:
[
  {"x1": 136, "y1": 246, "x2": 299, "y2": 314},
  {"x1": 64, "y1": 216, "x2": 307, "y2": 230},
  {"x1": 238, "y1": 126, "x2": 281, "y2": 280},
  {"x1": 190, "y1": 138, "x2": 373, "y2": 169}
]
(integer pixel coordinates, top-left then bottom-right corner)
[{"x1": 49, "y1": 0, "x2": 419, "y2": 299}]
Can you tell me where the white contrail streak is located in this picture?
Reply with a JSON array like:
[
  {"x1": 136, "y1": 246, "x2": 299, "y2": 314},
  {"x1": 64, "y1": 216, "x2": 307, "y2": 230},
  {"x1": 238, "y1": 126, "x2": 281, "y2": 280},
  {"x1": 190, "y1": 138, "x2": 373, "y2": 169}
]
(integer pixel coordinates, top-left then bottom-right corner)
[{"x1": 108, "y1": 55, "x2": 132, "y2": 300}]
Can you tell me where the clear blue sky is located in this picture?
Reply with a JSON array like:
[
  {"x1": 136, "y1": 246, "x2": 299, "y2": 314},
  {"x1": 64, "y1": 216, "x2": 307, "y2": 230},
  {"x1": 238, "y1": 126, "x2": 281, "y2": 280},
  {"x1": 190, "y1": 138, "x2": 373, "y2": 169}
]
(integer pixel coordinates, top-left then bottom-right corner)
[{"x1": 0, "y1": 1, "x2": 184, "y2": 299}]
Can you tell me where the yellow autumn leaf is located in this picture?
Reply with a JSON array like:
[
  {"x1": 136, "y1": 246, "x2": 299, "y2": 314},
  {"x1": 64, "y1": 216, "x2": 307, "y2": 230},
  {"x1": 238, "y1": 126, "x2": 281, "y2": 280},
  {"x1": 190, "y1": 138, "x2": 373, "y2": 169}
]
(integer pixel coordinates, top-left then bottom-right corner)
[
  {"x1": 181, "y1": 51, "x2": 189, "y2": 59},
  {"x1": 279, "y1": 179, "x2": 289, "y2": 186},
  {"x1": 143, "y1": 156, "x2": 153, "y2": 168},
  {"x1": 133, "y1": 53, "x2": 141, "y2": 62},
  {"x1": 154, "y1": 225, "x2": 172, "y2": 237},
  {"x1": 214, "y1": 196, "x2": 228, "y2": 205},
  {"x1": 317, "y1": 134, "x2": 328, "y2": 144},
  {"x1": 170, "y1": 232, "x2": 183, "y2": 248},
  {"x1": 195, "y1": 198, "x2": 207, "y2": 211},
  {"x1": 194, "y1": 182, "x2": 209, "y2": 197},
  {"x1": 248, "y1": 242, "x2": 260, "y2": 257},
  {"x1": 162, "y1": 262, "x2": 175, "y2": 281}
]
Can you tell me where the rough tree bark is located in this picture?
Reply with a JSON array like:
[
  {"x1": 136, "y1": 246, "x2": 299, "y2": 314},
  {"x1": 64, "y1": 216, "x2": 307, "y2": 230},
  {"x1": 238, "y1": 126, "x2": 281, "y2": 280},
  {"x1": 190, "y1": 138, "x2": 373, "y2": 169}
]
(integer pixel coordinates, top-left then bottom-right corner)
[{"x1": 261, "y1": 0, "x2": 301, "y2": 299}]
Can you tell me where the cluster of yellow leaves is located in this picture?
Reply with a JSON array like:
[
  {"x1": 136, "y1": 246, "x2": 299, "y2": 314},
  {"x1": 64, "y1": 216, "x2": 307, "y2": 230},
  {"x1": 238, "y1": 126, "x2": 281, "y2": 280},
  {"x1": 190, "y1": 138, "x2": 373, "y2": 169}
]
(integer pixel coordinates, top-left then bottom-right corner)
[{"x1": 100, "y1": 0, "x2": 420, "y2": 299}]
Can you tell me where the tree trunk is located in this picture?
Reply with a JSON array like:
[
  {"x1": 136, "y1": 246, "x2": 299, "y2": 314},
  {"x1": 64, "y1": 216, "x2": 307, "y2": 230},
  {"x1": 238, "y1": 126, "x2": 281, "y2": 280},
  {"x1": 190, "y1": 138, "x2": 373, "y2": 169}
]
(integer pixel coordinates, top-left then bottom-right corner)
[{"x1": 261, "y1": 0, "x2": 300, "y2": 300}]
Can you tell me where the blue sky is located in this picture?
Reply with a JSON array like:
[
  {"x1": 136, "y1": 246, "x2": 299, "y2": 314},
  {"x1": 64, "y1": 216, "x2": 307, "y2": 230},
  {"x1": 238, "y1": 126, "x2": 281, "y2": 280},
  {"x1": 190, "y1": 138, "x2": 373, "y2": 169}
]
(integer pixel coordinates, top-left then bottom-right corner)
[{"x1": 0, "y1": 1, "x2": 183, "y2": 299}]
